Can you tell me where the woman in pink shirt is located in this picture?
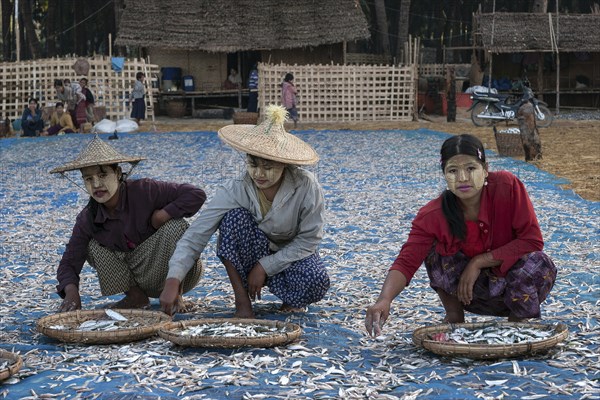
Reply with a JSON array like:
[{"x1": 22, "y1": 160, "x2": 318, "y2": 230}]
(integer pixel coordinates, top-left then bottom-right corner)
[
  {"x1": 365, "y1": 134, "x2": 557, "y2": 337},
  {"x1": 281, "y1": 73, "x2": 298, "y2": 128}
]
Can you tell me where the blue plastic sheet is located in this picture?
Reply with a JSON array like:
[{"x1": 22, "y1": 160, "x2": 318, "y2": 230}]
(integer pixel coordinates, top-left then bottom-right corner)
[{"x1": 1, "y1": 130, "x2": 598, "y2": 399}]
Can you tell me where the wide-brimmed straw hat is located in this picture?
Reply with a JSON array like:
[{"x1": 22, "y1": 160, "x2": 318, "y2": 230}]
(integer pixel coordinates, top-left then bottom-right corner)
[
  {"x1": 49, "y1": 135, "x2": 146, "y2": 174},
  {"x1": 218, "y1": 105, "x2": 319, "y2": 165}
]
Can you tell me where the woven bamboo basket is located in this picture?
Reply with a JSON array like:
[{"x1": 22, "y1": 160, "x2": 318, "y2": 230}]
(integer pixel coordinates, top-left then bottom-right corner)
[
  {"x1": 494, "y1": 128, "x2": 524, "y2": 157},
  {"x1": 158, "y1": 318, "x2": 302, "y2": 348},
  {"x1": 412, "y1": 321, "x2": 568, "y2": 360},
  {"x1": 232, "y1": 112, "x2": 259, "y2": 125},
  {"x1": 165, "y1": 100, "x2": 187, "y2": 118},
  {"x1": 37, "y1": 309, "x2": 171, "y2": 345},
  {"x1": 0, "y1": 350, "x2": 23, "y2": 382}
]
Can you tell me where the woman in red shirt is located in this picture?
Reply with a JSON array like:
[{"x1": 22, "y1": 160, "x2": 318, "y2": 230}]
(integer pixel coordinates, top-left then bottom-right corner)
[{"x1": 365, "y1": 134, "x2": 556, "y2": 337}]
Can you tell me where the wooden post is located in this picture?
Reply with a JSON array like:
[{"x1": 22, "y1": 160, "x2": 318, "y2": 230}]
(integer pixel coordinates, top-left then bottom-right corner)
[
  {"x1": 446, "y1": 65, "x2": 456, "y2": 122},
  {"x1": 517, "y1": 102, "x2": 542, "y2": 161}
]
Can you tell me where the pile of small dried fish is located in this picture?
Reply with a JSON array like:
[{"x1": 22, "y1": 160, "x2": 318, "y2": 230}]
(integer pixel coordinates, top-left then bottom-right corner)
[
  {"x1": 179, "y1": 322, "x2": 288, "y2": 338},
  {"x1": 430, "y1": 325, "x2": 555, "y2": 344},
  {"x1": 49, "y1": 310, "x2": 140, "y2": 332}
]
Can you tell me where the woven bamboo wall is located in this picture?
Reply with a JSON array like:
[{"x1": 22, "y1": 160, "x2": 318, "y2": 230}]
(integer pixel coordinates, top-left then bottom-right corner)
[
  {"x1": 0, "y1": 55, "x2": 159, "y2": 121},
  {"x1": 258, "y1": 63, "x2": 416, "y2": 122}
]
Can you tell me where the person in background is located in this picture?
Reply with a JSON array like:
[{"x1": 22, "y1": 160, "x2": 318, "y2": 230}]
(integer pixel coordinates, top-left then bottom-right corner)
[
  {"x1": 365, "y1": 134, "x2": 557, "y2": 337},
  {"x1": 45, "y1": 102, "x2": 76, "y2": 136},
  {"x1": 50, "y1": 136, "x2": 206, "y2": 312},
  {"x1": 247, "y1": 64, "x2": 259, "y2": 113},
  {"x1": 225, "y1": 68, "x2": 242, "y2": 89},
  {"x1": 54, "y1": 79, "x2": 76, "y2": 120},
  {"x1": 281, "y1": 73, "x2": 298, "y2": 128},
  {"x1": 79, "y1": 77, "x2": 96, "y2": 124},
  {"x1": 20, "y1": 98, "x2": 44, "y2": 137},
  {"x1": 130, "y1": 72, "x2": 146, "y2": 124},
  {"x1": 63, "y1": 78, "x2": 86, "y2": 130},
  {"x1": 160, "y1": 105, "x2": 330, "y2": 317}
]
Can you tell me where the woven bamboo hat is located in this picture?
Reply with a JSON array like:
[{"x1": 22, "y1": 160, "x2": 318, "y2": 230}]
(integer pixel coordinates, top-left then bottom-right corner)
[
  {"x1": 49, "y1": 135, "x2": 146, "y2": 174},
  {"x1": 218, "y1": 105, "x2": 319, "y2": 165}
]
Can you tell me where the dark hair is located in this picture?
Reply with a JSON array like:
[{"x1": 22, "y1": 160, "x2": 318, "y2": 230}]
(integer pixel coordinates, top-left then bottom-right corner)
[
  {"x1": 54, "y1": 79, "x2": 63, "y2": 87},
  {"x1": 284, "y1": 73, "x2": 294, "y2": 82},
  {"x1": 85, "y1": 164, "x2": 123, "y2": 232},
  {"x1": 136, "y1": 72, "x2": 145, "y2": 80},
  {"x1": 79, "y1": 77, "x2": 88, "y2": 84},
  {"x1": 55, "y1": 102, "x2": 64, "y2": 108},
  {"x1": 28, "y1": 98, "x2": 38, "y2": 105},
  {"x1": 439, "y1": 134, "x2": 486, "y2": 240}
]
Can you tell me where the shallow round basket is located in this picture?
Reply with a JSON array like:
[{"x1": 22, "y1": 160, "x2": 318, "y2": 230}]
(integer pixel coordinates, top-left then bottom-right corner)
[
  {"x1": 494, "y1": 131, "x2": 524, "y2": 157},
  {"x1": 232, "y1": 111, "x2": 259, "y2": 125},
  {"x1": 159, "y1": 318, "x2": 302, "y2": 348},
  {"x1": 37, "y1": 309, "x2": 172, "y2": 345},
  {"x1": 0, "y1": 350, "x2": 23, "y2": 382},
  {"x1": 412, "y1": 321, "x2": 568, "y2": 360}
]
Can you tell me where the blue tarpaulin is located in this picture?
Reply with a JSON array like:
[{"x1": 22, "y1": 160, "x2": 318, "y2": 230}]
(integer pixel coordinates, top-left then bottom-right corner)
[{"x1": 0, "y1": 130, "x2": 598, "y2": 399}]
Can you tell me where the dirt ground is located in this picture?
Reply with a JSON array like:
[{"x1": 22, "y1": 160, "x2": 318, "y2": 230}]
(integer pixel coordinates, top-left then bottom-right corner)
[{"x1": 140, "y1": 112, "x2": 598, "y2": 202}]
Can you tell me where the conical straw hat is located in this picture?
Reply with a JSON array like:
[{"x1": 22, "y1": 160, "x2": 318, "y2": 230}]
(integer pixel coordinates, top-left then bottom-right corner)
[
  {"x1": 49, "y1": 135, "x2": 146, "y2": 174},
  {"x1": 218, "y1": 105, "x2": 319, "y2": 165}
]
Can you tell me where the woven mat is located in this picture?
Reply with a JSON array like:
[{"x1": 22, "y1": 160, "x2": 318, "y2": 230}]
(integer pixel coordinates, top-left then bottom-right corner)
[
  {"x1": 37, "y1": 309, "x2": 172, "y2": 345},
  {"x1": 0, "y1": 350, "x2": 23, "y2": 382},
  {"x1": 159, "y1": 318, "x2": 302, "y2": 348},
  {"x1": 412, "y1": 321, "x2": 568, "y2": 360}
]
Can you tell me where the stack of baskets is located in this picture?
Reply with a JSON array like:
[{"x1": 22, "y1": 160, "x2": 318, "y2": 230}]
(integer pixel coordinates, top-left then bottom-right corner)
[
  {"x1": 494, "y1": 126, "x2": 524, "y2": 157},
  {"x1": 232, "y1": 112, "x2": 259, "y2": 125}
]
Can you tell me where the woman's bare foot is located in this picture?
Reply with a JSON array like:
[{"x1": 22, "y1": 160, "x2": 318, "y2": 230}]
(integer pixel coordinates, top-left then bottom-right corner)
[
  {"x1": 279, "y1": 304, "x2": 306, "y2": 313},
  {"x1": 234, "y1": 301, "x2": 255, "y2": 319},
  {"x1": 443, "y1": 312, "x2": 465, "y2": 323},
  {"x1": 108, "y1": 287, "x2": 150, "y2": 309}
]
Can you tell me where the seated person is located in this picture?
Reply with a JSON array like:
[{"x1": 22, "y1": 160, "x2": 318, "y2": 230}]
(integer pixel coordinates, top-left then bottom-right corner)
[
  {"x1": 160, "y1": 105, "x2": 330, "y2": 317},
  {"x1": 21, "y1": 98, "x2": 44, "y2": 137},
  {"x1": 223, "y1": 68, "x2": 242, "y2": 89},
  {"x1": 46, "y1": 102, "x2": 76, "y2": 135},
  {"x1": 50, "y1": 136, "x2": 207, "y2": 312}
]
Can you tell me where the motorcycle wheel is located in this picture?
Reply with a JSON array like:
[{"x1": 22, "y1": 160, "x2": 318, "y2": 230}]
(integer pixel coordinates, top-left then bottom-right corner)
[
  {"x1": 535, "y1": 105, "x2": 554, "y2": 128},
  {"x1": 471, "y1": 102, "x2": 501, "y2": 127}
]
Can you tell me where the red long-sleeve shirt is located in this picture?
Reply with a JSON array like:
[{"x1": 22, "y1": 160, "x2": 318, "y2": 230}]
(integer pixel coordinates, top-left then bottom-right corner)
[
  {"x1": 390, "y1": 171, "x2": 544, "y2": 284},
  {"x1": 56, "y1": 179, "x2": 206, "y2": 297}
]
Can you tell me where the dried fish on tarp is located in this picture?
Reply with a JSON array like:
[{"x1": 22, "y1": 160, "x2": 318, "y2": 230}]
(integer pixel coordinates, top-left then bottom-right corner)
[
  {"x1": 48, "y1": 310, "x2": 140, "y2": 332},
  {"x1": 430, "y1": 324, "x2": 556, "y2": 345},
  {"x1": 180, "y1": 322, "x2": 290, "y2": 338}
]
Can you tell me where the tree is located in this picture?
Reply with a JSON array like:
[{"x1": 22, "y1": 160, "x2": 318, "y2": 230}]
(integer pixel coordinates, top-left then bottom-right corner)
[
  {"x1": 373, "y1": 0, "x2": 391, "y2": 58},
  {"x1": 395, "y1": 0, "x2": 411, "y2": 62},
  {"x1": 20, "y1": 0, "x2": 42, "y2": 59}
]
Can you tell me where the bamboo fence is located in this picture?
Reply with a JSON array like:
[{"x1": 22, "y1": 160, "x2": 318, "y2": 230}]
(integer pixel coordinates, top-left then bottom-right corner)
[
  {"x1": 258, "y1": 62, "x2": 417, "y2": 122},
  {"x1": 0, "y1": 55, "x2": 159, "y2": 122}
]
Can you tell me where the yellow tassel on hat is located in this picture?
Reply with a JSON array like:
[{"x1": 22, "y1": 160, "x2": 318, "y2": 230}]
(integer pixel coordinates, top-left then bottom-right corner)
[{"x1": 264, "y1": 104, "x2": 288, "y2": 125}]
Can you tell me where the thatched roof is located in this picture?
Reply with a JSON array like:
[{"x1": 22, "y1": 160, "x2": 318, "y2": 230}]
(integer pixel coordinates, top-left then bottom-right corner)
[
  {"x1": 474, "y1": 13, "x2": 600, "y2": 53},
  {"x1": 115, "y1": 0, "x2": 370, "y2": 52}
]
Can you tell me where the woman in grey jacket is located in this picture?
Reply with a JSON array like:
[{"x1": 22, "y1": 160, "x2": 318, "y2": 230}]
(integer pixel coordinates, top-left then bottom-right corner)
[{"x1": 160, "y1": 105, "x2": 330, "y2": 317}]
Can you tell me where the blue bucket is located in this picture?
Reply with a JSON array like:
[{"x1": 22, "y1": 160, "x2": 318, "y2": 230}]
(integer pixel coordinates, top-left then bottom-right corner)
[{"x1": 161, "y1": 67, "x2": 182, "y2": 81}]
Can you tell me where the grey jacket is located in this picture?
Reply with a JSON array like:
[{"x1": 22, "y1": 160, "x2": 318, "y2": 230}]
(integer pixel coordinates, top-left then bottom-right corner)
[{"x1": 167, "y1": 166, "x2": 324, "y2": 281}]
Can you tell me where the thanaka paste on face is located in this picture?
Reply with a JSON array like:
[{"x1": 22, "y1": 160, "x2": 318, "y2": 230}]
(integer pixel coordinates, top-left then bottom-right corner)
[
  {"x1": 444, "y1": 155, "x2": 487, "y2": 194},
  {"x1": 81, "y1": 166, "x2": 120, "y2": 203},
  {"x1": 246, "y1": 158, "x2": 285, "y2": 190}
]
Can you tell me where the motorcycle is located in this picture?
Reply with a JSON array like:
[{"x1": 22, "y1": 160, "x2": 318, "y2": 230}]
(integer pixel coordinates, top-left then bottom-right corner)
[{"x1": 468, "y1": 83, "x2": 553, "y2": 128}]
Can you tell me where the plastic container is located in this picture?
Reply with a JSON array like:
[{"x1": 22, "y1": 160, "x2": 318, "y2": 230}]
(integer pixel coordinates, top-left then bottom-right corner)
[
  {"x1": 161, "y1": 67, "x2": 182, "y2": 91},
  {"x1": 183, "y1": 75, "x2": 195, "y2": 92}
]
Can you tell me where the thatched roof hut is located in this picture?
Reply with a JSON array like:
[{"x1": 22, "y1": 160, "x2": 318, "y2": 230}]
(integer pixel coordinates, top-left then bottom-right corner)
[
  {"x1": 115, "y1": 0, "x2": 370, "y2": 52},
  {"x1": 474, "y1": 13, "x2": 600, "y2": 53}
]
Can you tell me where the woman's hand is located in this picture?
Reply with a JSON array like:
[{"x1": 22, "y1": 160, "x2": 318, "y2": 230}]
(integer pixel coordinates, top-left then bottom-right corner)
[
  {"x1": 159, "y1": 278, "x2": 181, "y2": 316},
  {"x1": 59, "y1": 284, "x2": 81, "y2": 312},
  {"x1": 247, "y1": 263, "x2": 266, "y2": 301},
  {"x1": 458, "y1": 261, "x2": 482, "y2": 305},
  {"x1": 365, "y1": 299, "x2": 391, "y2": 337},
  {"x1": 151, "y1": 209, "x2": 171, "y2": 230}
]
